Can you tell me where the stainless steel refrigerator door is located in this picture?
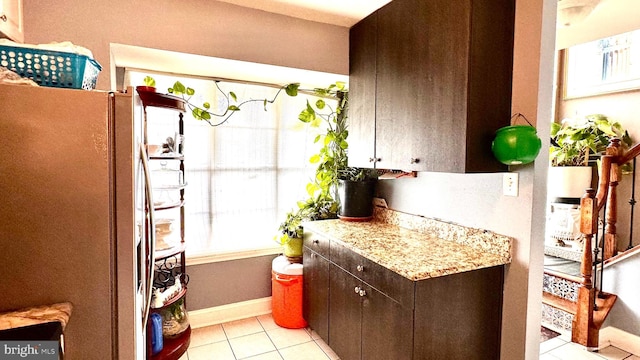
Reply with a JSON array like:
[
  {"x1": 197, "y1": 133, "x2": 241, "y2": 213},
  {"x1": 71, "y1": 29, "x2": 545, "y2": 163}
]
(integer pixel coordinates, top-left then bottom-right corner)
[
  {"x1": 0, "y1": 85, "x2": 128, "y2": 359},
  {"x1": 113, "y1": 90, "x2": 143, "y2": 360},
  {"x1": 0, "y1": 86, "x2": 146, "y2": 359}
]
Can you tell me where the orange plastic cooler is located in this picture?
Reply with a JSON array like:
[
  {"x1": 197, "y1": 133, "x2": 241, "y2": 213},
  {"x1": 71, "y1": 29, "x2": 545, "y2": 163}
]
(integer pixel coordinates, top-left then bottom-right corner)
[{"x1": 271, "y1": 255, "x2": 307, "y2": 329}]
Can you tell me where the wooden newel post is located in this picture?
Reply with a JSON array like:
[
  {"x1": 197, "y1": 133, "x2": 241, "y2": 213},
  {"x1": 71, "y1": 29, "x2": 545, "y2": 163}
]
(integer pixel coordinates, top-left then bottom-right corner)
[
  {"x1": 572, "y1": 188, "x2": 599, "y2": 350},
  {"x1": 579, "y1": 189, "x2": 596, "y2": 289},
  {"x1": 605, "y1": 139, "x2": 622, "y2": 259}
]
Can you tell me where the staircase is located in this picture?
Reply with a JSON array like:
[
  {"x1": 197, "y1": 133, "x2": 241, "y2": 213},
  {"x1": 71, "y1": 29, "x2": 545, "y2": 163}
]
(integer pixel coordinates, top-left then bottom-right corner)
[{"x1": 542, "y1": 139, "x2": 640, "y2": 350}]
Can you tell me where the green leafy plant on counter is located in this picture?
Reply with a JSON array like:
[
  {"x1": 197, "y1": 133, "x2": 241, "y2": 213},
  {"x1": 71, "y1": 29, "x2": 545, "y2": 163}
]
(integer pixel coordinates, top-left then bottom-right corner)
[
  {"x1": 550, "y1": 113, "x2": 633, "y2": 171},
  {"x1": 276, "y1": 82, "x2": 376, "y2": 249}
]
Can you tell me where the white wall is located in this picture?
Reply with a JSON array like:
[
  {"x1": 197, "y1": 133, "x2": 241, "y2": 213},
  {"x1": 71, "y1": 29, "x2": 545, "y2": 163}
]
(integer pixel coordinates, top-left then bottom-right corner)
[{"x1": 603, "y1": 252, "x2": 640, "y2": 336}]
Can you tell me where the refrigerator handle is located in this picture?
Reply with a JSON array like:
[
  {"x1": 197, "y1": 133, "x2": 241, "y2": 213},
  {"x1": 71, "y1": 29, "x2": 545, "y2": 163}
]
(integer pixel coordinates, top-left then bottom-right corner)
[{"x1": 140, "y1": 143, "x2": 156, "y2": 327}]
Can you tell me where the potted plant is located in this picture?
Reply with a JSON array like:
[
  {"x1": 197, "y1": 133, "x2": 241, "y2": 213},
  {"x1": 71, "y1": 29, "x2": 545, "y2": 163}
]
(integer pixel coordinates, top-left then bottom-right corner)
[
  {"x1": 548, "y1": 114, "x2": 632, "y2": 201},
  {"x1": 136, "y1": 75, "x2": 157, "y2": 93},
  {"x1": 295, "y1": 83, "x2": 377, "y2": 221},
  {"x1": 337, "y1": 167, "x2": 377, "y2": 221}
]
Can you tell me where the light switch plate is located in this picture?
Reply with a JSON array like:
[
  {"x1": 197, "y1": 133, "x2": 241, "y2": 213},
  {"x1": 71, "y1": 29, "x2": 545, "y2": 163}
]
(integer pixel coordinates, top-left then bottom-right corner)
[{"x1": 503, "y1": 173, "x2": 519, "y2": 197}]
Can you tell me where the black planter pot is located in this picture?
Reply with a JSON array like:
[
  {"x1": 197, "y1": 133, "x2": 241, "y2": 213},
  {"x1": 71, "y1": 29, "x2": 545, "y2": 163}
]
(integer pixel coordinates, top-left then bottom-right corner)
[{"x1": 337, "y1": 179, "x2": 377, "y2": 221}]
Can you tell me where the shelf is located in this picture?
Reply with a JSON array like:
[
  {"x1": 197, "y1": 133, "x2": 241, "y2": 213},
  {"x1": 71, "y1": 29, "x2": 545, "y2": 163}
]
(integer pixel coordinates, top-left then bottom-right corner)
[
  {"x1": 153, "y1": 183, "x2": 187, "y2": 191},
  {"x1": 150, "y1": 154, "x2": 185, "y2": 161},
  {"x1": 154, "y1": 200, "x2": 185, "y2": 211},
  {"x1": 150, "y1": 325, "x2": 191, "y2": 360},
  {"x1": 137, "y1": 88, "x2": 186, "y2": 112},
  {"x1": 151, "y1": 287, "x2": 187, "y2": 310},
  {"x1": 155, "y1": 242, "x2": 187, "y2": 261}
]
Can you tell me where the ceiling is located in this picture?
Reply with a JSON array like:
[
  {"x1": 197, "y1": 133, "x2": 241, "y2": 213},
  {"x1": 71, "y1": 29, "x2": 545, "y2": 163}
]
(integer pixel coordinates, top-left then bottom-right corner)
[
  {"x1": 215, "y1": 0, "x2": 391, "y2": 27},
  {"x1": 216, "y1": 0, "x2": 639, "y2": 49},
  {"x1": 556, "y1": 0, "x2": 640, "y2": 49}
]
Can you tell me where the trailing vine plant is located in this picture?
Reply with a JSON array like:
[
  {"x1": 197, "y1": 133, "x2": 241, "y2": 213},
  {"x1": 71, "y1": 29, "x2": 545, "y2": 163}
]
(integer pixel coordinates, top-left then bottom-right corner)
[{"x1": 167, "y1": 80, "x2": 301, "y2": 127}]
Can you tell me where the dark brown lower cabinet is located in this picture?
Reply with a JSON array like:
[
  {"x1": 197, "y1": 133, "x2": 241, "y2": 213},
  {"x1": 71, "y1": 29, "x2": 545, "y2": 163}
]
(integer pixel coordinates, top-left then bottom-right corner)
[
  {"x1": 413, "y1": 265, "x2": 504, "y2": 360},
  {"x1": 302, "y1": 246, "x2": 330, "y2": 341},
  {"x1": 360, "y1": 280, "x2": 413, "y2": 360},
  {"x1": 328, "y1": 263, "x2": 413, "y2": 360},
  {"x1": 328, "y1": 264, "x2": 362, "y2": 360},
  {"x1": 303, "y1": 232, "x2": 504, "y2": 360}
]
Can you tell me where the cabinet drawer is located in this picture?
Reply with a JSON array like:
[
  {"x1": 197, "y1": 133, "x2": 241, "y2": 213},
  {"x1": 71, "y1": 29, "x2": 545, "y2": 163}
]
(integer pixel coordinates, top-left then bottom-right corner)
[
  {"x1": 330, "y1": 240, "x2": 414, "y2": 309},
  {"x1": 303, "y1": 231, "x2": 330, "y2": 258}
]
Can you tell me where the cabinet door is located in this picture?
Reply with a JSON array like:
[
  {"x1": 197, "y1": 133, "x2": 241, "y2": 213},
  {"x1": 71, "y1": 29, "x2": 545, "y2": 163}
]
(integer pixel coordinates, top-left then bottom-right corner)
[
  {"x1": 348, "y1": 11, "x2": 377, "y2": 169},
  {"x1": 329, "y1": 263, "x2": 361, "y2": 360},
  {"x1": 360, "y1": 283, "x2": 413, "y2": 360},
  {"x1": 414, "y1": 266, "x2": 504, "y2": 359},
  {"x1": 0, "y1": 0, "x2": 24, "y2": 43},
  {"x1": 376, "y1": 0, "x2": 470, "y2": 172},
  {"x1": 302, "y1": 246, "x2": 330, "y2": 342}
]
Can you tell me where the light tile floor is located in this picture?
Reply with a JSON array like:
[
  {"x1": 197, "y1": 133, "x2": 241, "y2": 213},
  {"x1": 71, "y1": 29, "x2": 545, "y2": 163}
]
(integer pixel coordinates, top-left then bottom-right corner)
[
  {"x1": 180, "y1": 315, "x2": 640, "y2": 360},
  {"x1": 179, "y1": 314, "x2": 339, "y2": 360},
  {"x1": 540, "y1": 330, "x2": 640, "y2": 360}
]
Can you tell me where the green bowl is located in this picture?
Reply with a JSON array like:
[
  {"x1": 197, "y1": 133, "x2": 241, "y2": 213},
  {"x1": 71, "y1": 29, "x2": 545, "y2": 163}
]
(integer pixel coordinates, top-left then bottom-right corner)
[{"x1": 491, "y1": 125, "x2": 542, "y2": 165}]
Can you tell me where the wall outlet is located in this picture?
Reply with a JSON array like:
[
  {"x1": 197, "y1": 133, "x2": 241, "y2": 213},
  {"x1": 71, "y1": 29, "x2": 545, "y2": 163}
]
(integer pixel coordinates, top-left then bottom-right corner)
[{"x1": 503, "y1": 173, "x2": 519, "y2": 197}]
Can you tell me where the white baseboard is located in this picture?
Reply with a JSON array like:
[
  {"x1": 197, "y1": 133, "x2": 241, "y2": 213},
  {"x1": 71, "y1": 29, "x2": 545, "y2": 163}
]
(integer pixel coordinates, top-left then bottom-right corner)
[
  {"x1": 189, "y1": 297, "x2": 272, "y2": 329},
  {"x1": 600, "y1": 326, "x2": 640, "y2": 355}
]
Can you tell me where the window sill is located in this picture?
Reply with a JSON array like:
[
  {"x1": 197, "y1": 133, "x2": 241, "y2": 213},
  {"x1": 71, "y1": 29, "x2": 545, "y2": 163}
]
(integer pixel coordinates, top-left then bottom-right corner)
[{"x1": 185, "y1": 245, "x2": 283, "y2": 266}]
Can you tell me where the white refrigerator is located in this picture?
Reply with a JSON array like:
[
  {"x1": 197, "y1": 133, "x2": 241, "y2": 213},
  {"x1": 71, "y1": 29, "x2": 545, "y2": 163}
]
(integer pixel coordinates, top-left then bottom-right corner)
[{"x1": 0, "y1": 84, "x2": 155, "y2": 359}]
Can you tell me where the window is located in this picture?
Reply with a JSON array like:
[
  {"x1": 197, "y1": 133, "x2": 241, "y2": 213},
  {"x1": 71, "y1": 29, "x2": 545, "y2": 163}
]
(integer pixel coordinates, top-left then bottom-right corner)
[{"x1": 126, "y1": 71, "x2": 330, "y2": 257}]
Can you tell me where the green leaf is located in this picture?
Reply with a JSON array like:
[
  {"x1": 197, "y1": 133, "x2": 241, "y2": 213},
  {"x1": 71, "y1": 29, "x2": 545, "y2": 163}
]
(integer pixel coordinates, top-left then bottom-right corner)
[
  {"x1": 228, "y1": 105, "x2": 240, "y2": 111},
  {"x1": 173, "y1": 81, "x2": 186, "y2": 95},
  {"x1": 316, "y1": 99, "x2": 326, "y2": 109},
  {"x1": 203, "y1": 102, "x2": 210, "y2": 109},
  {"x1": 309, "y1": 154, "x2": 321, "y2": 164},
  {"x1": 230, "y1": 92, "x2": 237, "y2": 102},
  {"x1": 186, "y1": 87, "x2": 195, "y2": 96},
  {"x1": 285, "y1": 83, "x2": 300, "y2": 97},
  {"x1": 263, "y1": 99, "x2": 268, "y2": 111},
  {"x1": 298, "y1": 105, "x2": 315, "y2": 123},
  {"x1": 143, "y1": 76, "x2": 156, "y2": 87}
]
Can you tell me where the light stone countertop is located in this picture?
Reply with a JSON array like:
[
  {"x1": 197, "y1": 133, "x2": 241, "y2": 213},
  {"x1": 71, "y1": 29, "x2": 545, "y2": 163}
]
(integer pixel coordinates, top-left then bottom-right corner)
[
  {"x1": 303, "y1": 208, "x2": 513, "y2": 281},
  {"x1": 0, "y1": 302, "x2": 72, "y2": 331}
]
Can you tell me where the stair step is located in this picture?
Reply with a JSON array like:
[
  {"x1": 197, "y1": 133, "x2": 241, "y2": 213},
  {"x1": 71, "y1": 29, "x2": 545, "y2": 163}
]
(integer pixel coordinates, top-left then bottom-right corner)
[
  {"x1": 543, "y1": 270, "x2": 580, "y2": 303},
  {"x1": 594, "y1": 292, "x2": 618, "y2": 330},
  {"x1": 542, "y1": 292, "x2": 577, "y2": 315}
]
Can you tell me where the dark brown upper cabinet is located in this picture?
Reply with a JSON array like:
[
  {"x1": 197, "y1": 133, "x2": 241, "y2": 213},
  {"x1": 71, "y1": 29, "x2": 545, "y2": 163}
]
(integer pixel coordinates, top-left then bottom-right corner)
[{"x1": 348, "y1": 0, "x2": 515, "y2": 173}]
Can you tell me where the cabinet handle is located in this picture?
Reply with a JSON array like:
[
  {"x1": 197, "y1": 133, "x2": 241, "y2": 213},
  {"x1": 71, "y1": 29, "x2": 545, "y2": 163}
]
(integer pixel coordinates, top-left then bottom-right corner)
[
  {"x1": 358, "y1": 289, "x2": 367, "y2": 297},
  {"x1": 410, "y1": 158, "x2": 420, "y2": 164},
  {"x1": 354, "y1": 286, "x2": 361, "y2": 294},
  {"x1": 368, "y1": 157, "x2": 382, "y2": 163},
  {"x1": 313, "y1": 239, "x2": 319, "y2": 244},
  {"x1": 0, "y1": 14, "x2": 7, "y2": 22},
  {"x1": 356, "y1": 265, "x2": 364, "y2": 272},
  {"x1": 310, "y1": 252, "x2": 316, "y2": 259},
  {"x1": 368, "y1": 157, "x2": 375, "y2": 163}
]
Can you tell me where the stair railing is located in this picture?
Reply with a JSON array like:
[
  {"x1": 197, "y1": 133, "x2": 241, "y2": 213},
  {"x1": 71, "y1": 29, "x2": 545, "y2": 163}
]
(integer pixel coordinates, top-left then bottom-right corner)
[{"x1": 572, "y1": 138, "x2": 640, "y2": 349}]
